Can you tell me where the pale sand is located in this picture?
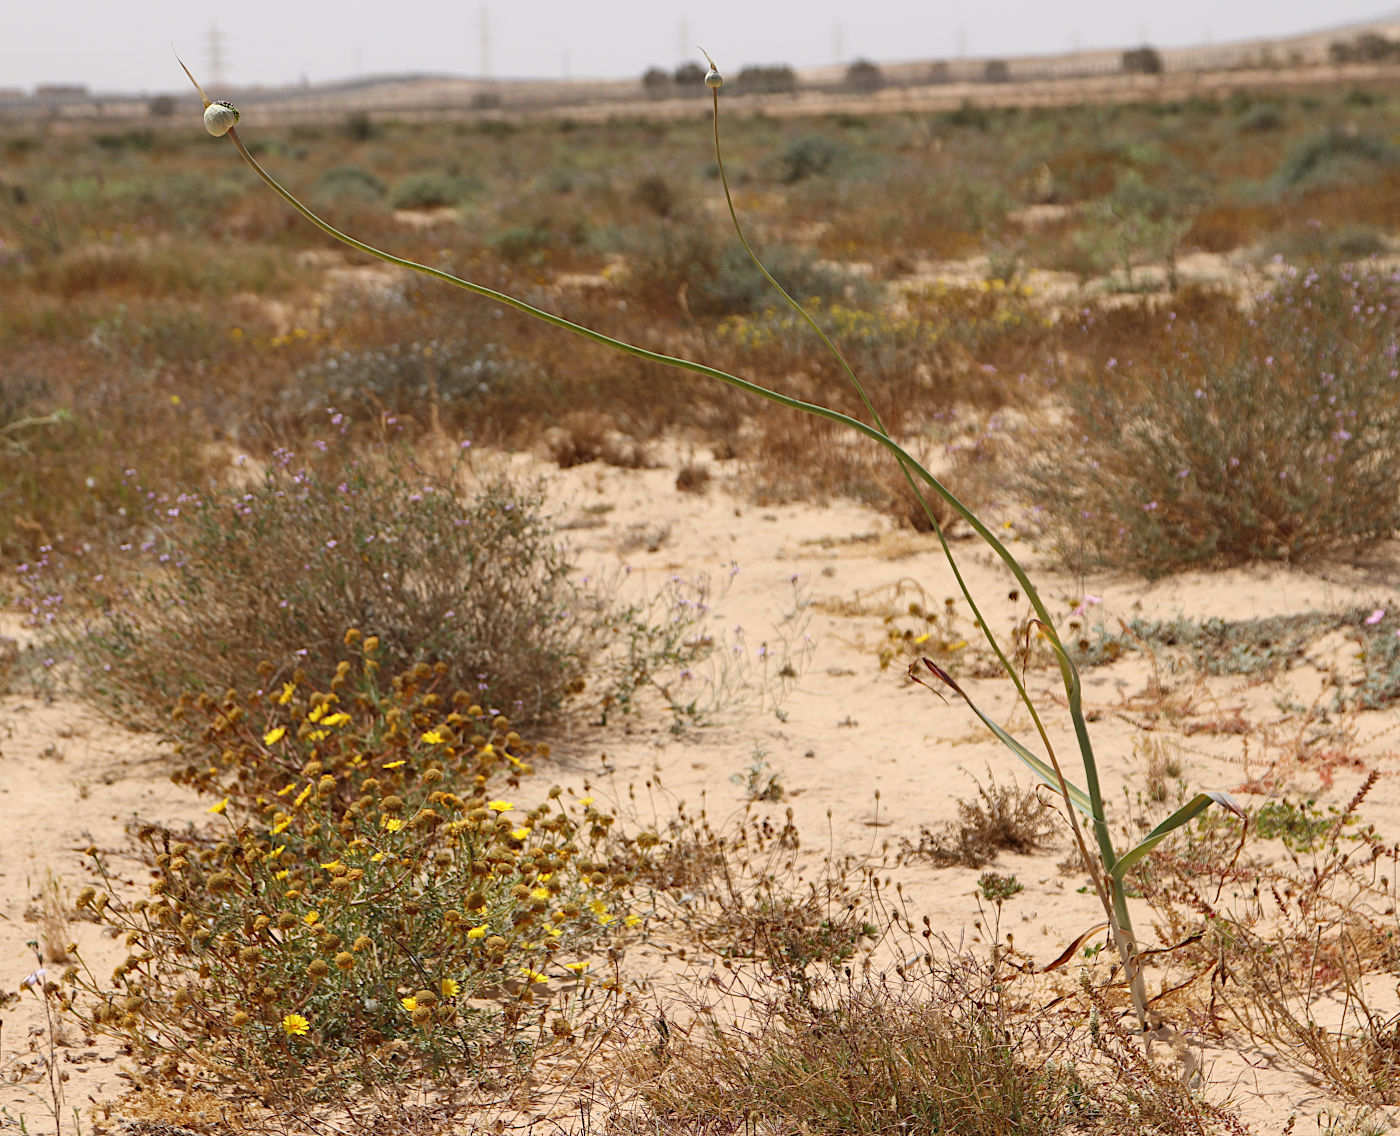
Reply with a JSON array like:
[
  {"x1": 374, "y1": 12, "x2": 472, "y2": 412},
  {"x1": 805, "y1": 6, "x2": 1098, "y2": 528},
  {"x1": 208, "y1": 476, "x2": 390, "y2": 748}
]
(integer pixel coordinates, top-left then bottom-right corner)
[{"x1": 3, "y1": 445, "x2": 1399, "y2": 1132}]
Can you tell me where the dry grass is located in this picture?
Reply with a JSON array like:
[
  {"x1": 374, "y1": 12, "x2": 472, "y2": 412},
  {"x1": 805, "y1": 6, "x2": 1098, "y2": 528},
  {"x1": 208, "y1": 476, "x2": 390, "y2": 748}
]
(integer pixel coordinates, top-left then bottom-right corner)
[{"x1": 902, "y1": 771, "x2": 1059, "y2": 869}]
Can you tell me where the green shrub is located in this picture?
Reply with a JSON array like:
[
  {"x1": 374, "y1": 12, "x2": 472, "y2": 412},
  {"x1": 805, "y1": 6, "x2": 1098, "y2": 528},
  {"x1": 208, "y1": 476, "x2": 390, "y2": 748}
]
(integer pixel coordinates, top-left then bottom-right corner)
[
  {"x1": 308, "y1": 336, "x2": 521, "y2": 420},
  {"x1": 38, "y1": 431, "x2": 602, "y2": 724},
  {"x1": 1022, "y1": 269, "x2": 1400, "y2": 575},
  {"x1": 622, "y1": 223, "x2": 858, "y2": 318},
  {"x1": 314, "y1": 164, "x2": 387, "y2": 204},
  {"x1": 487, "y1": 223, "x2": 556, "y2": 265},
  {"x1": 1267, "y1": 222, "x2": 1388, "y2": 264},
  {"x1": 1273, "y1": 130, "x2": 1398, "y2": 193},
  {"x1": 388, "y1": 171, "x2": 483, "y2": 210},
  {"x1": 773, "y1": 133, "x2": 846, "y2": 183}
]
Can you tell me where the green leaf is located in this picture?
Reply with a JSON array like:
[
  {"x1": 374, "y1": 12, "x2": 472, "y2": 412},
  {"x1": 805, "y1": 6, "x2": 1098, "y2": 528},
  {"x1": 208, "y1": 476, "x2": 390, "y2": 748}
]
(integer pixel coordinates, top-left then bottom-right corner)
[
  {"x1": 913, "y1": 659, "x2": 1094, "y2": 819},
  {"x1": 1110, "y1": 791, "x2": 1245, "y2": 880}
]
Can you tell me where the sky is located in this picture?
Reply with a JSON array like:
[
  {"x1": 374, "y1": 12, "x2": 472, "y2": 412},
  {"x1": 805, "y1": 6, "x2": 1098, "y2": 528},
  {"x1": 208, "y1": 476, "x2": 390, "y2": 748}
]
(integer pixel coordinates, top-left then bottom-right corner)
[{"x1": 3, "y1": 1, "x2": 1398, "y2": 94}]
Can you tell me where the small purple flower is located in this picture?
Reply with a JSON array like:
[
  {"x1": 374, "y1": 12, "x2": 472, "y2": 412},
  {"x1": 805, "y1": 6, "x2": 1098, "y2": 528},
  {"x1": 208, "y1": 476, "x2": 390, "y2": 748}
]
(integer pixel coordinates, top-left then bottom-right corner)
[
  {"x1": 1071, "y1": 594, "x2": 1103, "y2": 618},
  {"x1": 1366, "y1": 609, "x2": 1386, "y2": 626}
]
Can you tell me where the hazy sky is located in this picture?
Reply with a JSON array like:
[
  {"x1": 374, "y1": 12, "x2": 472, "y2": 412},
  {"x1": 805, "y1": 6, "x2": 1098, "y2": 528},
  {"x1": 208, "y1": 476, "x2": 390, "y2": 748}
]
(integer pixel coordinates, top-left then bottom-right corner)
[{"x1": 3, "y1": 1, "x2": 1397, "y2": 94}]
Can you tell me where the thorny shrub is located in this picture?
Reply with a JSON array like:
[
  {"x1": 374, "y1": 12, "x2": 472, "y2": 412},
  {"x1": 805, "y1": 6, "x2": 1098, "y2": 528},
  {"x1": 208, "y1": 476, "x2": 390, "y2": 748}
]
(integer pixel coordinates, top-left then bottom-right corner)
[{"x1": 59, "y1": 650, "x2": 647, "y2": 1103}]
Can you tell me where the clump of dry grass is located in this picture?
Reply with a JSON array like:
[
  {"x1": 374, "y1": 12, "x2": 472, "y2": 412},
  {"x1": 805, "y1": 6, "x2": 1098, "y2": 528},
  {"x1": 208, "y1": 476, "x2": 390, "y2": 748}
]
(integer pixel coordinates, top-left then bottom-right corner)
[
  {"x1": 617, "y1": 952, "x2": 1244, "y2": 1136},
  {"x1": 904, "y1": 772, "x2": 1059, "y2": 868}
]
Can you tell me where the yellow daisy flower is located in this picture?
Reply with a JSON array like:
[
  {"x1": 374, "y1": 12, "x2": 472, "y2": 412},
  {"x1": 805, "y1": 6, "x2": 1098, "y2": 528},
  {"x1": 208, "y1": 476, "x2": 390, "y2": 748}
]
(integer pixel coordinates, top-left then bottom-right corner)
[
  {"x1": 282, "y1": 1013, "x2": 309, "y2": 1036},
  {"x1": 263, "y1": 726, "x2": 287, "y2": 745}
]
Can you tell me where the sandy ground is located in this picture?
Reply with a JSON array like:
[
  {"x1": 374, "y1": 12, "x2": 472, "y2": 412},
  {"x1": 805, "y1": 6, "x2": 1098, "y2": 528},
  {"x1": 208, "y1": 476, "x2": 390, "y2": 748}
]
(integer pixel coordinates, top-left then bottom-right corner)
[{"x1": 5, "y1": 446, "x2": 1400, "y2": 1132}]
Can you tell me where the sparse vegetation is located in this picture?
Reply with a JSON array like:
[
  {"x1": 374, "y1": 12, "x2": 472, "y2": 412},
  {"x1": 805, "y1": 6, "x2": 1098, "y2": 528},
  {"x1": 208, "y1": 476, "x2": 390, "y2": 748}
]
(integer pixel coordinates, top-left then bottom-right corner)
[
  {"x1": 7, "y1": 55, "x2": 1400, "y2": 1136},
  {"x1": 905, "y1": 773, "x2": 1058, "y2": 868}
]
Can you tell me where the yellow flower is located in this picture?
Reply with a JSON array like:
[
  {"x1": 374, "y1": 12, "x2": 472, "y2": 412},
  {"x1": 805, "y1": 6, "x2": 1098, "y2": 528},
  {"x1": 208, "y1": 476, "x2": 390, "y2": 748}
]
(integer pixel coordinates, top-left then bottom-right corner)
[
  {"x1": 276, "y1": 783, "x2": 296, "y2": 797},
  {"x1": 294, "y1": 784, "x2": 313, "y2": 809},
  {"x1": 277, "y1": 682, "x2": 296, "y2": 706},
  {"x1": 303, "y1": 911, "x2": 320, "y2": 926},
  {"x1": 597, "y1": 913, "x2": 616, "y2": 926},
  {"x1": 400, "y1": 996, "x2": 418, "y2": 1012},
  {"x1": 383, "y1": 760, "x2": 406, "y2": 770},
  {"x1": 271, "y1": 845, "x2": 287, "y2": 858},
  {"x1": 519, "y1": 968, "x2": 548, "y2": 984},
  {"x1": 272, "y1": 818, "x2": 291, "y2": 835},
  {"x1": 383, "y1": 817, "x2": 405, "y2": 833},
  {"x1": 308, "y1": 703, "x2": 327, "y2": 724},
  {"x1": 624, "y1": 914, "x2": 642, "y2": 928},
  {"x1": 467, "y1": 925, "x2": 488, "y2": 939},
  {"x1": 370, "y1": 852, "x2": 385, "y2": 862},
  {"x1": 275, "y1": 870, "x2": 290, "y2": 880},
  {"x1": 320, "y1": 860, "x2": 344, "y2": 871},
  {"x1": 420, "y1": 730, "x2": 448, "y2": 745},
  {"x1": 263, "y1": 726, "x2": 287, "y2": 745},
  {"x1": 589, "y1": 899, "x2": 608, "y2": 916},
  {"x1": 321, "y1": 712, "x2": 351, "y2": 728},
  {"x1": 307, "y1": 729, "x2": 329, "y2": 741},
  {"x1": 439, "y1": 977, "x2": 460, "y2": 997},
  {"x1": 486, "y1": 800, "x2": 514, "y2": 813},
  {"x1": 282, "y1": 1013, "x2": 309, "y2": 1037},
  {"x1": 207, "y1": 798, "x2": 229, "y2": 815},
  {"x1": 578, "y1": 796, "x2": 595, "y2": 806},
  {"x1": 564, "y1": 962, "x2": 589, "y2": 973},
  {"x1": 511, "y1": 827, "x2": 530, "y2": 841},
  {"x1": 530, "y1": 887, "x2": 551, "y2": 901}
]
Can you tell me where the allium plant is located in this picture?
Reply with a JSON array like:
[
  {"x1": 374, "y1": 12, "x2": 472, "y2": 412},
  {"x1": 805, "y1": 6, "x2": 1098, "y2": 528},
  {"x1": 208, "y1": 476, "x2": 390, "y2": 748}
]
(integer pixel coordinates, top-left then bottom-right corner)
[{"x1": 175, "y1": 51, "x2": 1242, "y2": 1037}]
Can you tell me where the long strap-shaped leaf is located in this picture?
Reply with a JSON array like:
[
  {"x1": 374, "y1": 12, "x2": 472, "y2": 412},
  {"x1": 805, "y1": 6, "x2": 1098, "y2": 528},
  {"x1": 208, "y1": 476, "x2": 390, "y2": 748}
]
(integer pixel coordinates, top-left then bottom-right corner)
[
  {"x1": 912, "y1": 660, "x2": 1094, "y2": 818},
  {"x1": 1110, "y1": 791, "x2": 1245, "y2": 881}
]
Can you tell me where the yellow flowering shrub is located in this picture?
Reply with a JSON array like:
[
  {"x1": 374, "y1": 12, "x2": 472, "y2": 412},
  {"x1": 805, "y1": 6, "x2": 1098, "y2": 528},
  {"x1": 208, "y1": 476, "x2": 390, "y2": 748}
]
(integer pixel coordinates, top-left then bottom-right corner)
[{"x1": 63, "y1": 653, "x2": 635, "y2": 1101}]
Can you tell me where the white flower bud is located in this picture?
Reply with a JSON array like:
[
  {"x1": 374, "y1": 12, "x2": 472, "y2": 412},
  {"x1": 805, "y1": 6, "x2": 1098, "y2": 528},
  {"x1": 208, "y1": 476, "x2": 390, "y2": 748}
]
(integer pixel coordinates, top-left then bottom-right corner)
[
  {"x1": 704, "y1": 68, "x2": 723, "y2": 89},
  {"x1": 204, "y1": 101, "x2": 240, "y2": 137}
]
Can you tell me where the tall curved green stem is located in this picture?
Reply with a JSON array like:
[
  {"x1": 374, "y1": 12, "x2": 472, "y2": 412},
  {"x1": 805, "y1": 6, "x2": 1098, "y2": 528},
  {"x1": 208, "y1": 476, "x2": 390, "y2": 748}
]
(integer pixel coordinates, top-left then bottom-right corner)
[{"x1": 183, "y1": 55, "x2": 1171, "y2": 1032}]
